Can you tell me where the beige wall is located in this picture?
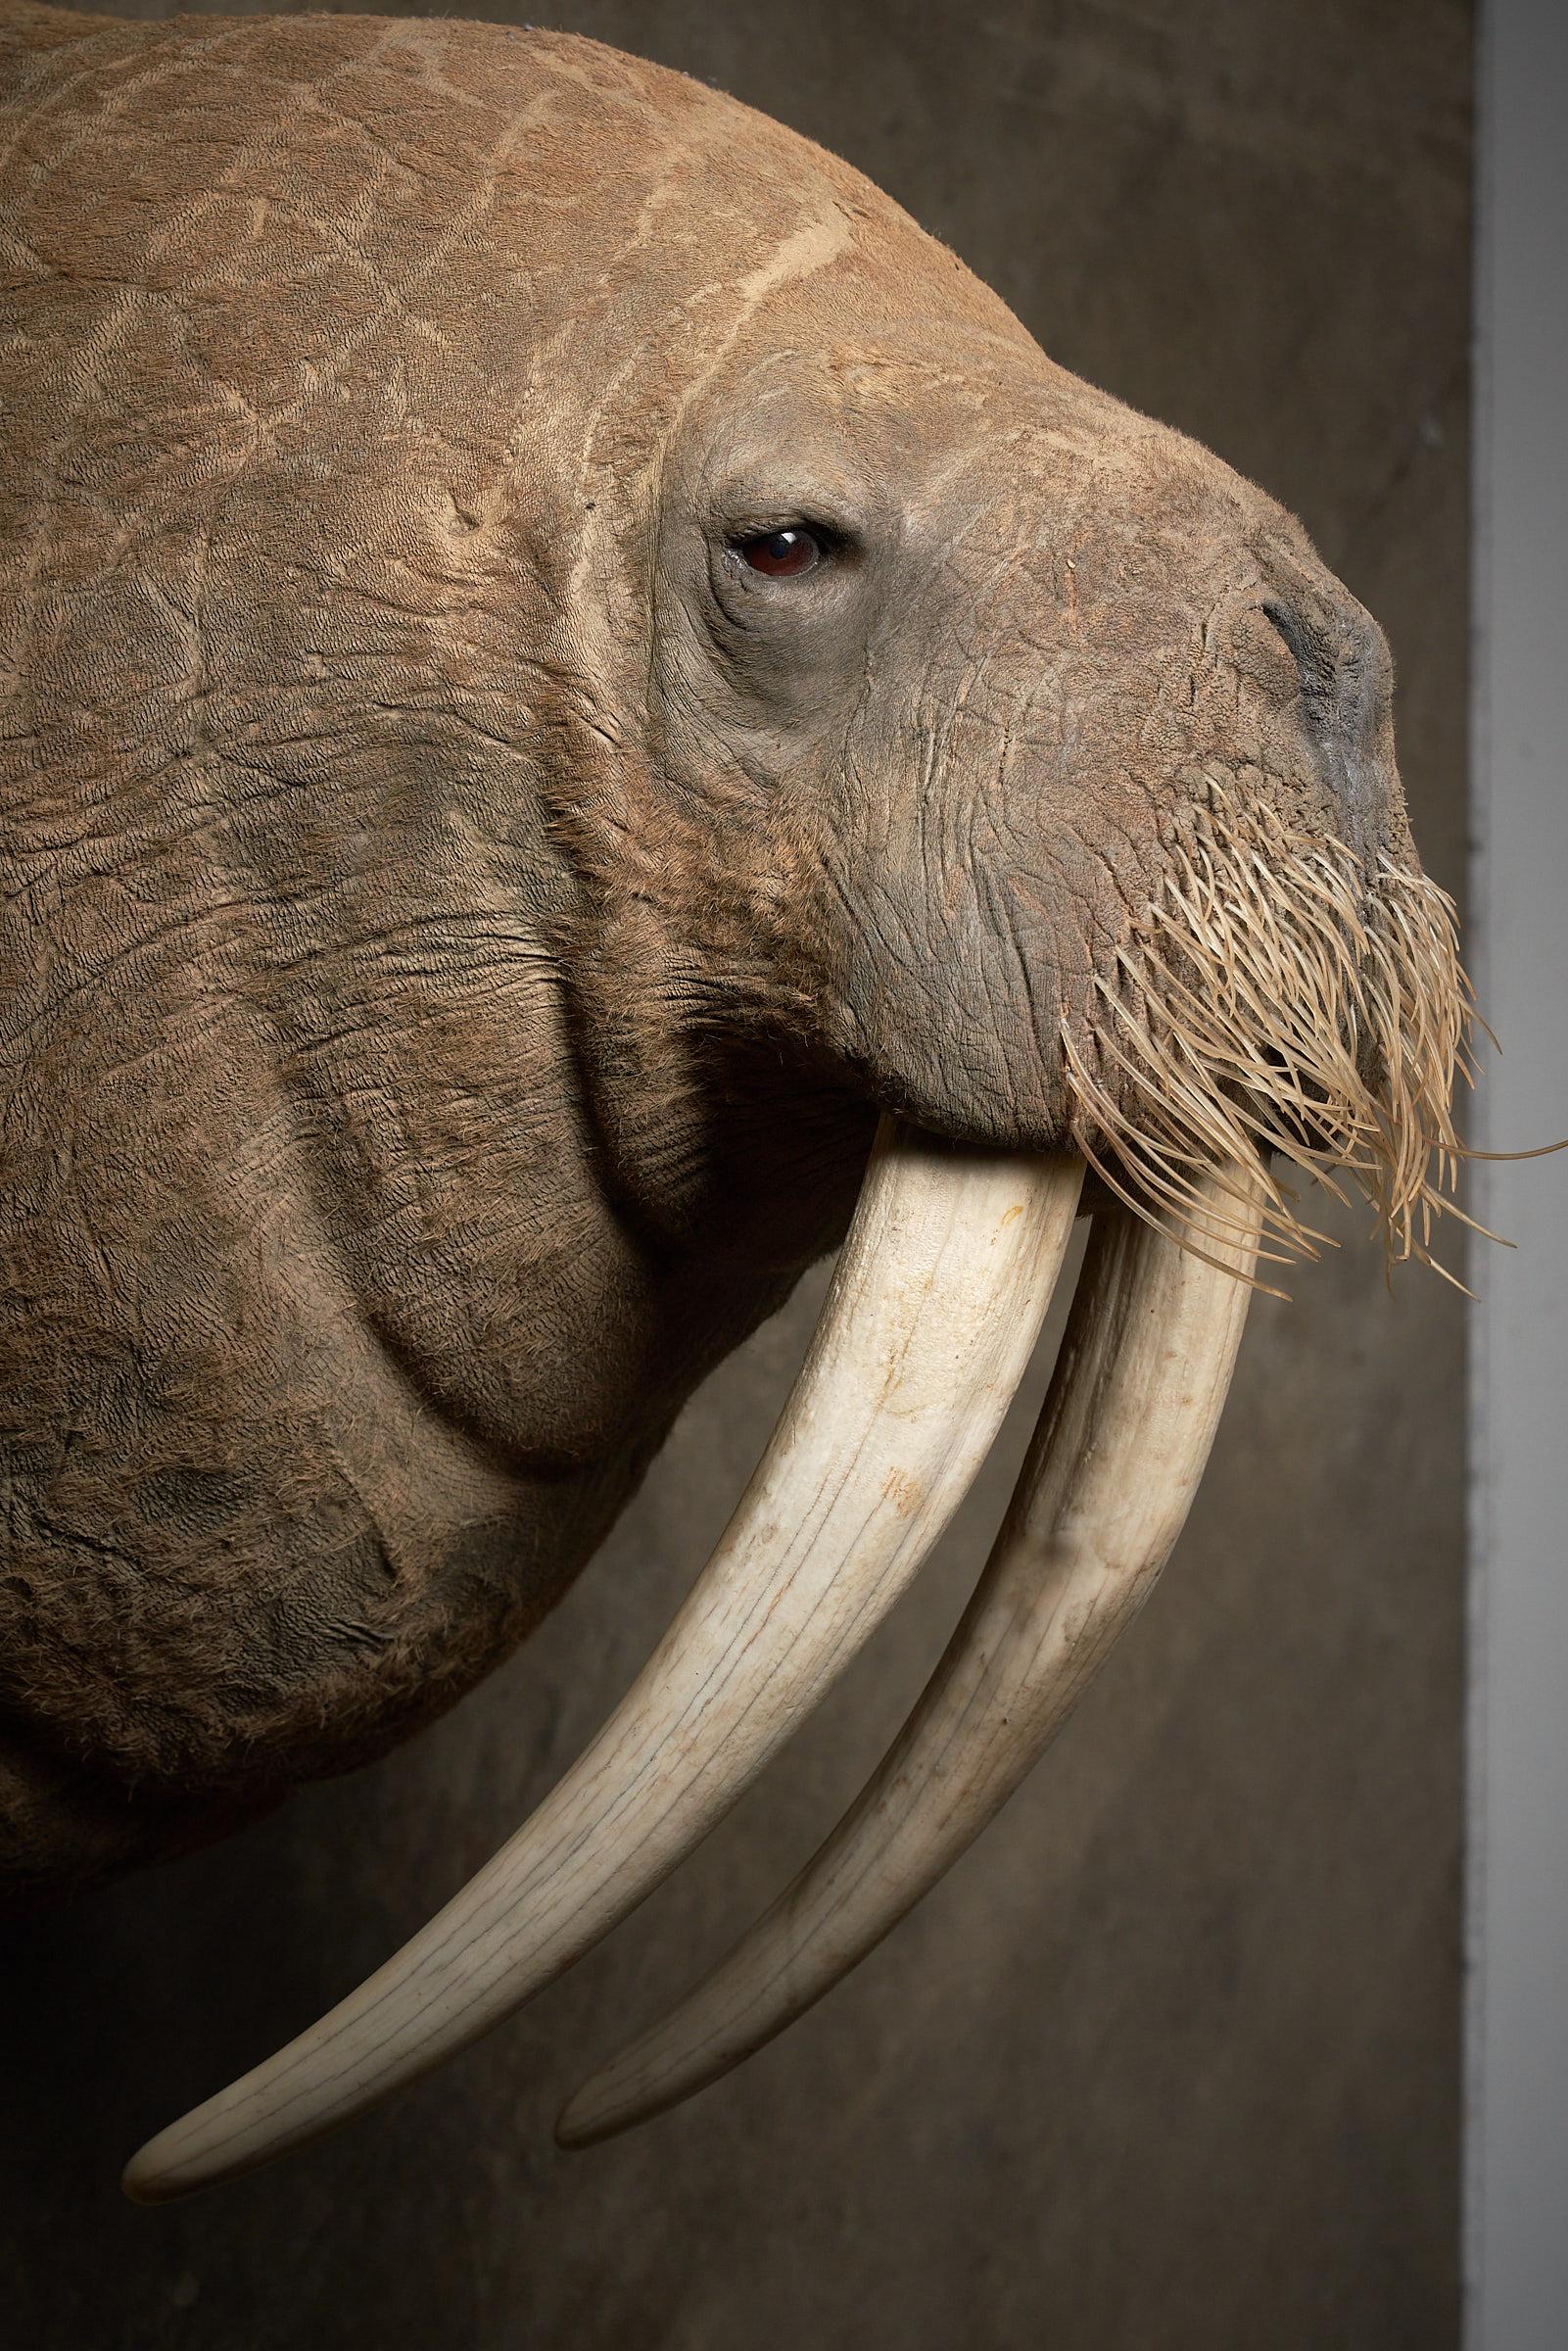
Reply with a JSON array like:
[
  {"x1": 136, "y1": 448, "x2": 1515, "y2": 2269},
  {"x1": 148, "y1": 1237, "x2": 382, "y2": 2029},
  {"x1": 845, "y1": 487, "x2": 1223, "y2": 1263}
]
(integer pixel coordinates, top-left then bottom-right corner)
[{"x1": 3, "y1": 3, "x2": 1471, "y2": 2343}]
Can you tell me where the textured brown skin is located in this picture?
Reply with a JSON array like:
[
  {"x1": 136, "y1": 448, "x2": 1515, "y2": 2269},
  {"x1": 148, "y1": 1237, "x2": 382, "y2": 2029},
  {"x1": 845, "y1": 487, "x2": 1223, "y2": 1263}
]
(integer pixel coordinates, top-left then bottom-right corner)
[{"x1": 0, "y1": 4, "x2": 1413, "y2": 1901}]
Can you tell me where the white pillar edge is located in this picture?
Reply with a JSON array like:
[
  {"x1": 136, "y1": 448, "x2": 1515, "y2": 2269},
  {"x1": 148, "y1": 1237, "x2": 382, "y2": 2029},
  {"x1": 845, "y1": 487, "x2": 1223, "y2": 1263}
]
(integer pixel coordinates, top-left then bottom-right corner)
[{"x1": 1465, "y1": 3, "x2": 1568, "y2": 2345}]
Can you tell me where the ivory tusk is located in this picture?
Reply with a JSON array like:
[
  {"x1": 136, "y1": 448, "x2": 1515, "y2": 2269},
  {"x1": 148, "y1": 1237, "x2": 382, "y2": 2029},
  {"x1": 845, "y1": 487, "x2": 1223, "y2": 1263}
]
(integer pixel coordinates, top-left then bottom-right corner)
[
  {"x1": 554, "y1": 1163, "x2": 1262, "y2": 2149},
  {"x1": 122, "y1": 1117, "x2": 1083, "y2": 2201}
]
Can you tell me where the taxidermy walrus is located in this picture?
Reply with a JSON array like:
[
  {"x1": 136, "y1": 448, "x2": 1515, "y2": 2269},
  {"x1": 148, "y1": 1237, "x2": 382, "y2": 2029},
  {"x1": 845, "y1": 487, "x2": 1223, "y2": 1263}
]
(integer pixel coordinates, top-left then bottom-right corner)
[{"x1": 0, "y1": 5, "x2": 1478, "y2": 2196}]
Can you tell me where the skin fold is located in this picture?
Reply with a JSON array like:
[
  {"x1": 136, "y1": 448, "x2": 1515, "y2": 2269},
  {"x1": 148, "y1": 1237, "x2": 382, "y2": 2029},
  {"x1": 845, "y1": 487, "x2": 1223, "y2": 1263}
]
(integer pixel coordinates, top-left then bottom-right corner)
[{"x1": 0, "y1": 4, "x2": 1415, "y2": 1900}]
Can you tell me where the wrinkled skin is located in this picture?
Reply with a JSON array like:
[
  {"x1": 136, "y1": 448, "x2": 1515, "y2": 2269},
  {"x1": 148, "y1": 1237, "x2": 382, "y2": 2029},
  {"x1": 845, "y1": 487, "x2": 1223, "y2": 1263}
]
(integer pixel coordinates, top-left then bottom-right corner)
[{"x1": 0, "y1": 5, "x2": 1408, "y2": 1898}]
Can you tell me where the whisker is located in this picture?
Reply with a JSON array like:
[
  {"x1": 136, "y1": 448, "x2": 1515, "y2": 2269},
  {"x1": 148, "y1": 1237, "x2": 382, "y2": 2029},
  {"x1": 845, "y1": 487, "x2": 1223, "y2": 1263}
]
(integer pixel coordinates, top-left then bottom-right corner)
[{"x1": 1059, "y1": 795, "x2": 1486, "y2": 1287}]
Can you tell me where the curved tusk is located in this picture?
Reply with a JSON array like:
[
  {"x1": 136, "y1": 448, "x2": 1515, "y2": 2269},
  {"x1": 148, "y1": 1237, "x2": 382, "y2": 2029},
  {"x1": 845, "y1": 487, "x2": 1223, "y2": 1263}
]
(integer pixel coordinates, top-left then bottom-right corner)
[
  {"x1": 554, "y1": 1163, "x2": 1261, "y2": 2149},
  {"x1": 122, "y1": 1117, "x2": 1083, "y2": 2201}
]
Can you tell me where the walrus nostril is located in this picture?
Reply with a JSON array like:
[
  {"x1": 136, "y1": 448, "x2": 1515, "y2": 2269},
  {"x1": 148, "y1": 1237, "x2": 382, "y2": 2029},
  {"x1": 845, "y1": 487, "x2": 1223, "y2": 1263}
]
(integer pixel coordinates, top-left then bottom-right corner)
[
  {"x1": 1259, "y1": 595, "x2": 1383, "y2": 728},
  {"x1": 1261, "y1": 597, "x2": 1339, "y2": 691},
  {"x1": 1257, "y1": 593, "x2": 1389, "y2": 861}
]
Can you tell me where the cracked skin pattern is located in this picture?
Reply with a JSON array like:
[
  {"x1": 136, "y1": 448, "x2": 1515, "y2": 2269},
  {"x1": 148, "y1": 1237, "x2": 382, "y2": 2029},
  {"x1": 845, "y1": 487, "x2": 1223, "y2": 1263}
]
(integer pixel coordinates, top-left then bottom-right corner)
[{"x1": 0, "y1": 4, "x2": 1414, "y2": 1899}]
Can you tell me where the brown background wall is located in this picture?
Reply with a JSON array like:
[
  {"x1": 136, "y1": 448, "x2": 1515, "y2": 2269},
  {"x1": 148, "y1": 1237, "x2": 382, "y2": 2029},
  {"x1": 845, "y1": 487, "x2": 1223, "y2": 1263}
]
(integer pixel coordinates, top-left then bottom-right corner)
[{"x1": 1, "y1": 3, "x2": 1472, "y2": 2344}]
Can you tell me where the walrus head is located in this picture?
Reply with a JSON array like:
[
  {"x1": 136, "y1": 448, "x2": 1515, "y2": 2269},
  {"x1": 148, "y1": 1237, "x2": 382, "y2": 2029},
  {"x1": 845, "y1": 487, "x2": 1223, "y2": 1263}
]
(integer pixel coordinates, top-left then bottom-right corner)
[
  {"x1": 51, "y1": 15, "x2": 1471, "y2": 2195},
  {"x1": 561, "y1": 316, "x2": 1467, "y2": 1279}
]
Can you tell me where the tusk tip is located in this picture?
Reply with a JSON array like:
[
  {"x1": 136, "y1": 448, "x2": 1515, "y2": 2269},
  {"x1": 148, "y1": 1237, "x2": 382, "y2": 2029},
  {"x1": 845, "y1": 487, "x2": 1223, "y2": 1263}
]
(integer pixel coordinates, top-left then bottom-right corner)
[
  {"x1": 120, "y1": 2133, "x2": 188, "y2": 2205},
  {"x1": 120, "y1": 2099, "x2": 252, "y2": 2205},
  {"x1": 552, "y1": 2080, "x2": 631, "y2": 2152},
  {"x1": 554, "y1": 2051, "x2": 685, "y2": 2149}
]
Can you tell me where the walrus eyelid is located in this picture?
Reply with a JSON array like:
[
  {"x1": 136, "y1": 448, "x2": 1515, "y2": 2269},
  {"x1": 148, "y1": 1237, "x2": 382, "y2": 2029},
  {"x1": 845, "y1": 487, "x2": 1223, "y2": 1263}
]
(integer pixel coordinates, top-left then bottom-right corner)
[{"x1": 725, "y1": 515, "x2": 856, "y2": 566}]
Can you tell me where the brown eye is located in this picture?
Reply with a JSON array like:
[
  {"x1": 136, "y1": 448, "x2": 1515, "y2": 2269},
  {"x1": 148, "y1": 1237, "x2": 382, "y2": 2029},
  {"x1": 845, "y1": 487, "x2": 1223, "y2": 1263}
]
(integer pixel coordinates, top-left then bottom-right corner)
[{"x1": 736, "y1": 526, "x2": 823, "y2": 578}]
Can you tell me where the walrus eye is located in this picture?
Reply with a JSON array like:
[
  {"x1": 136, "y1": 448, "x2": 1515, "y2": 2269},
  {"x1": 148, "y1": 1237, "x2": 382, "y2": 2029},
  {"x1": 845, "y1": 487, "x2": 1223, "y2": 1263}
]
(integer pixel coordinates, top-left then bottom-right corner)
[{"x1": 734, "y1": 525, "x2": 825, "y2": 578}]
